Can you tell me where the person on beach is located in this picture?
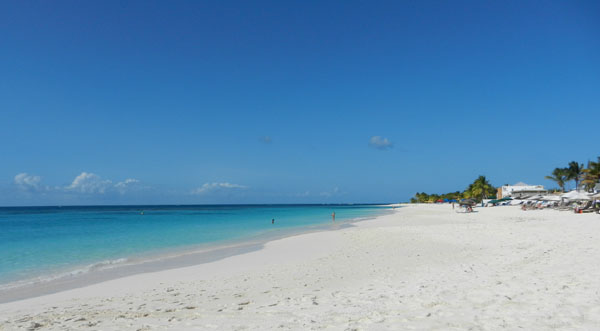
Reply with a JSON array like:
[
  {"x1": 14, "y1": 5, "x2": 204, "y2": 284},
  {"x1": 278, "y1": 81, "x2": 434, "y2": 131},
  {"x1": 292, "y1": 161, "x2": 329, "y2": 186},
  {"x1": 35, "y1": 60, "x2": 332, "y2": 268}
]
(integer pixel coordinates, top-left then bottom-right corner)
[{"x1": 332, "y1": 212, "x2": 335, "y2": 222}]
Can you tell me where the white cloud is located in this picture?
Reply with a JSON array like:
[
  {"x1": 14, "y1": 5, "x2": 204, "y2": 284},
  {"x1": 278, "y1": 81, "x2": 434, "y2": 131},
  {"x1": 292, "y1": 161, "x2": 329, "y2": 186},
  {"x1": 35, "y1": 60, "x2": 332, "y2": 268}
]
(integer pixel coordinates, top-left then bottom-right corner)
[
  {"x1": 369, "y1": 136, "x2": 393, "y2": 150},
  {"x1": 114, "y1": 178, "x2": 141, "y2": 194},
  {"x1": 191, "y1": 182, "x2": 247, "y2": 195},
  {"x1": 66, "y1": 172, "x2": 112, "y2": 194},
  {"x1": 320, "y1": 187, "x2": 340, "y2": 197},
  {"x1": 14, "y1": 173, "x2": 42, "y2": 191},
  {"x1": 12, "y1": 172, "x2": 144, "y2": 197}
]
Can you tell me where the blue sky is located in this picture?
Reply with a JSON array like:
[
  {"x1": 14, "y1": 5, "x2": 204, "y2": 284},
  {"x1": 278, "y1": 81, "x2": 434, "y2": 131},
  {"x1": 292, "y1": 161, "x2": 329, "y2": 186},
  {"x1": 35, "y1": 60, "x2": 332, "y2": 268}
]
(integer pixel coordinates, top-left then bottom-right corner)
[{"x1": 1, "y1": 1, "x2": 599, "y2": 206}]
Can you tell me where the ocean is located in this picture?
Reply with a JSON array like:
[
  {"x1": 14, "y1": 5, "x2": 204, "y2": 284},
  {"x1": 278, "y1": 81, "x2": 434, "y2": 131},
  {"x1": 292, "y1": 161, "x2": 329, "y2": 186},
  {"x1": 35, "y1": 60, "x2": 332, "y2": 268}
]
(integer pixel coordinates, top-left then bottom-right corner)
[{"x1": 0, "y1": 204, "x2": 389, "y2": 297}]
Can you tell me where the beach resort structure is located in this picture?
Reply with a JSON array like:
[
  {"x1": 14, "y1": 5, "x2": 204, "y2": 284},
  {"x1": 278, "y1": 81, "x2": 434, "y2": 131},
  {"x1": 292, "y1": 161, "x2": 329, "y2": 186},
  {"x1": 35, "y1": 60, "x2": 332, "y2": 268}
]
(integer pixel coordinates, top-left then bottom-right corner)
[{"x1": 498, "y1": 182, "x2": 547, "y2": 199}]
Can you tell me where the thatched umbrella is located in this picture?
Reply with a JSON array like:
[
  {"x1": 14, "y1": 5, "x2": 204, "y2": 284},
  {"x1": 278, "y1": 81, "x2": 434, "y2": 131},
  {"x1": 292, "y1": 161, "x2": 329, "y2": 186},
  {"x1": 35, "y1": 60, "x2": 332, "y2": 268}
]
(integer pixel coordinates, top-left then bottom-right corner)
[{"x1": 459, "y1": 199, "x2": 476, "y2": 206}]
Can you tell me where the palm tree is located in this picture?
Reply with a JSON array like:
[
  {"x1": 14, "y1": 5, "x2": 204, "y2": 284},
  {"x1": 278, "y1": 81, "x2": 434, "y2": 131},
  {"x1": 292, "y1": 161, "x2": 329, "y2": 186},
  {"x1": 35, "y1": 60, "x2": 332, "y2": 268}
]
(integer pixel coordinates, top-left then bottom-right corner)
[
  {"x1": 413, "y1": 192, "x2": 430, "y2": 203},
  {"x1": 567, "y1": 161, "x2": 584, "y2": 190},
  {"x1": 581, "y1": 157, "x2": 600, "y2": 192},
  {"x1": 462, "y1": 186, "x2": 473, "y2": 199},
  {"x1": 467, "y1": 176, "x2": 495, "y2": 201},
  {"x1": 545, "y1": 167, "x2": 568, "y2": 192}
]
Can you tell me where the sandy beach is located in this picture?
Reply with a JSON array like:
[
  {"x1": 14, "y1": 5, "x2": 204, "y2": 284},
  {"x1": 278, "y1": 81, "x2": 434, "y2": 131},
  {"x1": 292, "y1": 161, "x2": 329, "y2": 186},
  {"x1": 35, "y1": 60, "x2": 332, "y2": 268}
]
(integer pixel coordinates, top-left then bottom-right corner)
[{"x1": 1, "y1": 204, "x2": 600, "y2": 330}]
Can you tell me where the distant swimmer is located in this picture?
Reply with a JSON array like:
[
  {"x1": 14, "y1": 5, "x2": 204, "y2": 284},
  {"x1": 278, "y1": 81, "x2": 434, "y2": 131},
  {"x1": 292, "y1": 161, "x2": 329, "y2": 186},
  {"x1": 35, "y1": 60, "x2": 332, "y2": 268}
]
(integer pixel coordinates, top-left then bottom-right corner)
[
  {"x1": 272, "y1": 218, "x2": 275, "y2": 224},
  {"x1": 331, "y1": 212, "x2": 335, "y2": 222}
]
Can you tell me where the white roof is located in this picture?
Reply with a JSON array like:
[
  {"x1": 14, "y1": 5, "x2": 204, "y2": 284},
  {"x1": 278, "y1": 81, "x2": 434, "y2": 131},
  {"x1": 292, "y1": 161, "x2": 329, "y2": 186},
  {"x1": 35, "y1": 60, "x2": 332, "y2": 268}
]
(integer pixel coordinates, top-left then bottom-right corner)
[{"x1": 511, "y1": 187, "x2": 546, "y2": 192}]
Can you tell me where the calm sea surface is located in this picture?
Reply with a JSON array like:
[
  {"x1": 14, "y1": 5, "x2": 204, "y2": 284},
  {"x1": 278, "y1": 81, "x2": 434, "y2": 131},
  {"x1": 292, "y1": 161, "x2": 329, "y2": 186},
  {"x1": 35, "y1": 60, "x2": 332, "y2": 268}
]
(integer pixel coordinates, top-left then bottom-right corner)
[{"x1": 0, "y1": 204, "x2": 388, "y2": 288}]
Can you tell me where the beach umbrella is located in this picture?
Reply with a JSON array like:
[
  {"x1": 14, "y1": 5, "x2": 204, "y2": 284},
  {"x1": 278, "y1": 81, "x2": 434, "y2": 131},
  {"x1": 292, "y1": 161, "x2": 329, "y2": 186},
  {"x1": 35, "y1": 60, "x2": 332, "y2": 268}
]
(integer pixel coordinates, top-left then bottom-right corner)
[
  {"x1": 563, "y1": 191, "x2": 591, "y2": 201},
  {"x1": 541, "y1": 195, "x2": 561, "y2": 201},
  {"x1": 459, "y1": 199, "x2": 476, "y2": 206},
  {"x1": 561, "y1": 190, "x2": 581, "y2": 199}
]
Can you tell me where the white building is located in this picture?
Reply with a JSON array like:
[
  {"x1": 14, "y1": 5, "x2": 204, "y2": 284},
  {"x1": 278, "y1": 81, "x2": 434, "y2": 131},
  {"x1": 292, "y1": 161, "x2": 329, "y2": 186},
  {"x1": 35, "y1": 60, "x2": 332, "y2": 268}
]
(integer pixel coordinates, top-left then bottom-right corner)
[{"x1": 500, "y1": 182, "x2": 547, "y2": 199}]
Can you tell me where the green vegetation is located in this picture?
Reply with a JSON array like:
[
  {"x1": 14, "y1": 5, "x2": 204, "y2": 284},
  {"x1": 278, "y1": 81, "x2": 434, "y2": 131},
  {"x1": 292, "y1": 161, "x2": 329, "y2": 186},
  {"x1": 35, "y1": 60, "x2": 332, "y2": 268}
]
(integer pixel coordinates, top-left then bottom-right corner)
[
  {"x1": 581, "y1": 157, "x2": 600, "y2": 192},
  {"x1": 546, "y1": 157, "x2": 599, "y2": 192},
  {"x1": 410, "y1": 175, "x2": 496, "y2": 203},
  {"x1": 409, "y1": 156, "x2": 600, "y2": 204},
  {"x1": 567, "y1": 161, "x2": 584, "y2": 190},
  {"x1": 464, "y1": 176, "x2": 496, "y2": 201},
  {"x1": 545, "y1": 168, "x2": 568, "y2": 192},
  {"x1": 410, "y1": 191, "x2": 462, "y2": 204}
]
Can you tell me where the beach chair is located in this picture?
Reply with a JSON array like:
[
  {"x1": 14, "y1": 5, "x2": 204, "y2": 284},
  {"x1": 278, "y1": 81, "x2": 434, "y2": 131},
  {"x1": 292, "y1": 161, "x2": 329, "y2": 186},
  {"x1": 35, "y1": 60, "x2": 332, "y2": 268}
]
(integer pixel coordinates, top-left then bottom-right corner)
[
  {"x1": 577, "y1": 201, "x2": 594, "y2": 213},
  {"x1": 557, "y1": 202, "x2": 575, "y2": 211},
  {"x1": 527, "y1": 202, "x2": 538, "y2": 210}
]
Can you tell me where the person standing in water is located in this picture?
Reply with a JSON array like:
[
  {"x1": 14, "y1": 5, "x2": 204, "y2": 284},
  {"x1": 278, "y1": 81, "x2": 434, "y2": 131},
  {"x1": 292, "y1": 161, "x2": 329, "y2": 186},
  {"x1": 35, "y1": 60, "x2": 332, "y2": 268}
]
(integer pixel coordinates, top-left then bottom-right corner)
[
  {"x1": 272, "y1": 218, "x2": 275, "y2": 224},
  {"x1": 331, "y1": 211, "x2": 335, "y2": 222}
]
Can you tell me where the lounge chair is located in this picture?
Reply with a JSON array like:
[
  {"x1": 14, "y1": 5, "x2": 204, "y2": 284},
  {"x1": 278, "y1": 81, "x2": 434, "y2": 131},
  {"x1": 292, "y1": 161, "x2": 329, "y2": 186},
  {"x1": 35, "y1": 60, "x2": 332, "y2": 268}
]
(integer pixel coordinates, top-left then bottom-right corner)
[
  {"x1": 577, "y1": 201, "x2": 594, "y2": 213},
  {"x1": 556, "y1": 201, "x2": 575, "y2": 211}
]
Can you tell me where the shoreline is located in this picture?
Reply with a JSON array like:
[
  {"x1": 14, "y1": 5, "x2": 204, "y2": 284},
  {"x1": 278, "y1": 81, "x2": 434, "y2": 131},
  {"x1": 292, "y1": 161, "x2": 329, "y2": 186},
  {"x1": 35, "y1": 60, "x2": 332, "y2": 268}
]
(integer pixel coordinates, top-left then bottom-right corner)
[
  {"x1": 3, "y1": 204, "x2": 599, "y2": 330},
  {"x1": 0, "y1": 207, "x2": 393, "y2": 304}
]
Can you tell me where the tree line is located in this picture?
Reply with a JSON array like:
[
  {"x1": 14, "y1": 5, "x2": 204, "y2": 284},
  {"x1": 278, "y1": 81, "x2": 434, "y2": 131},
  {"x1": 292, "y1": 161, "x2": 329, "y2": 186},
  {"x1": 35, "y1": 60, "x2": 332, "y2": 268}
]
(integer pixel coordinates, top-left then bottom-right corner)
[
  {"x1": 410, "y1": 176, "x2": 496, "y2": 203},
  {"x1": 545, "y1": 157, "x2": 600, "y2": 192},
  {"x1": 410, "y1": 156, "x2": 600, "y2": 203}
]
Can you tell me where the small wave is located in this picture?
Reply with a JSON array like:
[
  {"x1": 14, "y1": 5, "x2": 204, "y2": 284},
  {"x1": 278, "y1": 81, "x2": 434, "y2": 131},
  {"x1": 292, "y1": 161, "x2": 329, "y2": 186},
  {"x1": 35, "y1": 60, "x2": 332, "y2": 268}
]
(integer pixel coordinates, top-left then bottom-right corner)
[
  {"x1": 0, "y1": 258, "x2": 129, "y2": 292},
  {"x1": 75, "y1": 258, "x2": 129, "y2": 274}
]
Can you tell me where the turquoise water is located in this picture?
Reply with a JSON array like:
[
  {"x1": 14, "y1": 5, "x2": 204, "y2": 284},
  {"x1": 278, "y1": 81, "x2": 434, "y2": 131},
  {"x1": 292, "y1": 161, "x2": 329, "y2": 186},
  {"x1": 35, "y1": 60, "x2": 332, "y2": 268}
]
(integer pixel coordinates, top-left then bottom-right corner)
[{"x1": 0, "y1": 204, "x2": 387, "y2": 287}]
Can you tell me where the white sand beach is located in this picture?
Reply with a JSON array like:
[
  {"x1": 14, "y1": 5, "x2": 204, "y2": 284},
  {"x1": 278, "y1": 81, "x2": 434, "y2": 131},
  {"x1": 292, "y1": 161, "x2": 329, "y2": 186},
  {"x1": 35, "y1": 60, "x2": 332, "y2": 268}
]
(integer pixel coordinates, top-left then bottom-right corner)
[{"x1": 1, "y1": 204, "x2": 600, "y2": 330}]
